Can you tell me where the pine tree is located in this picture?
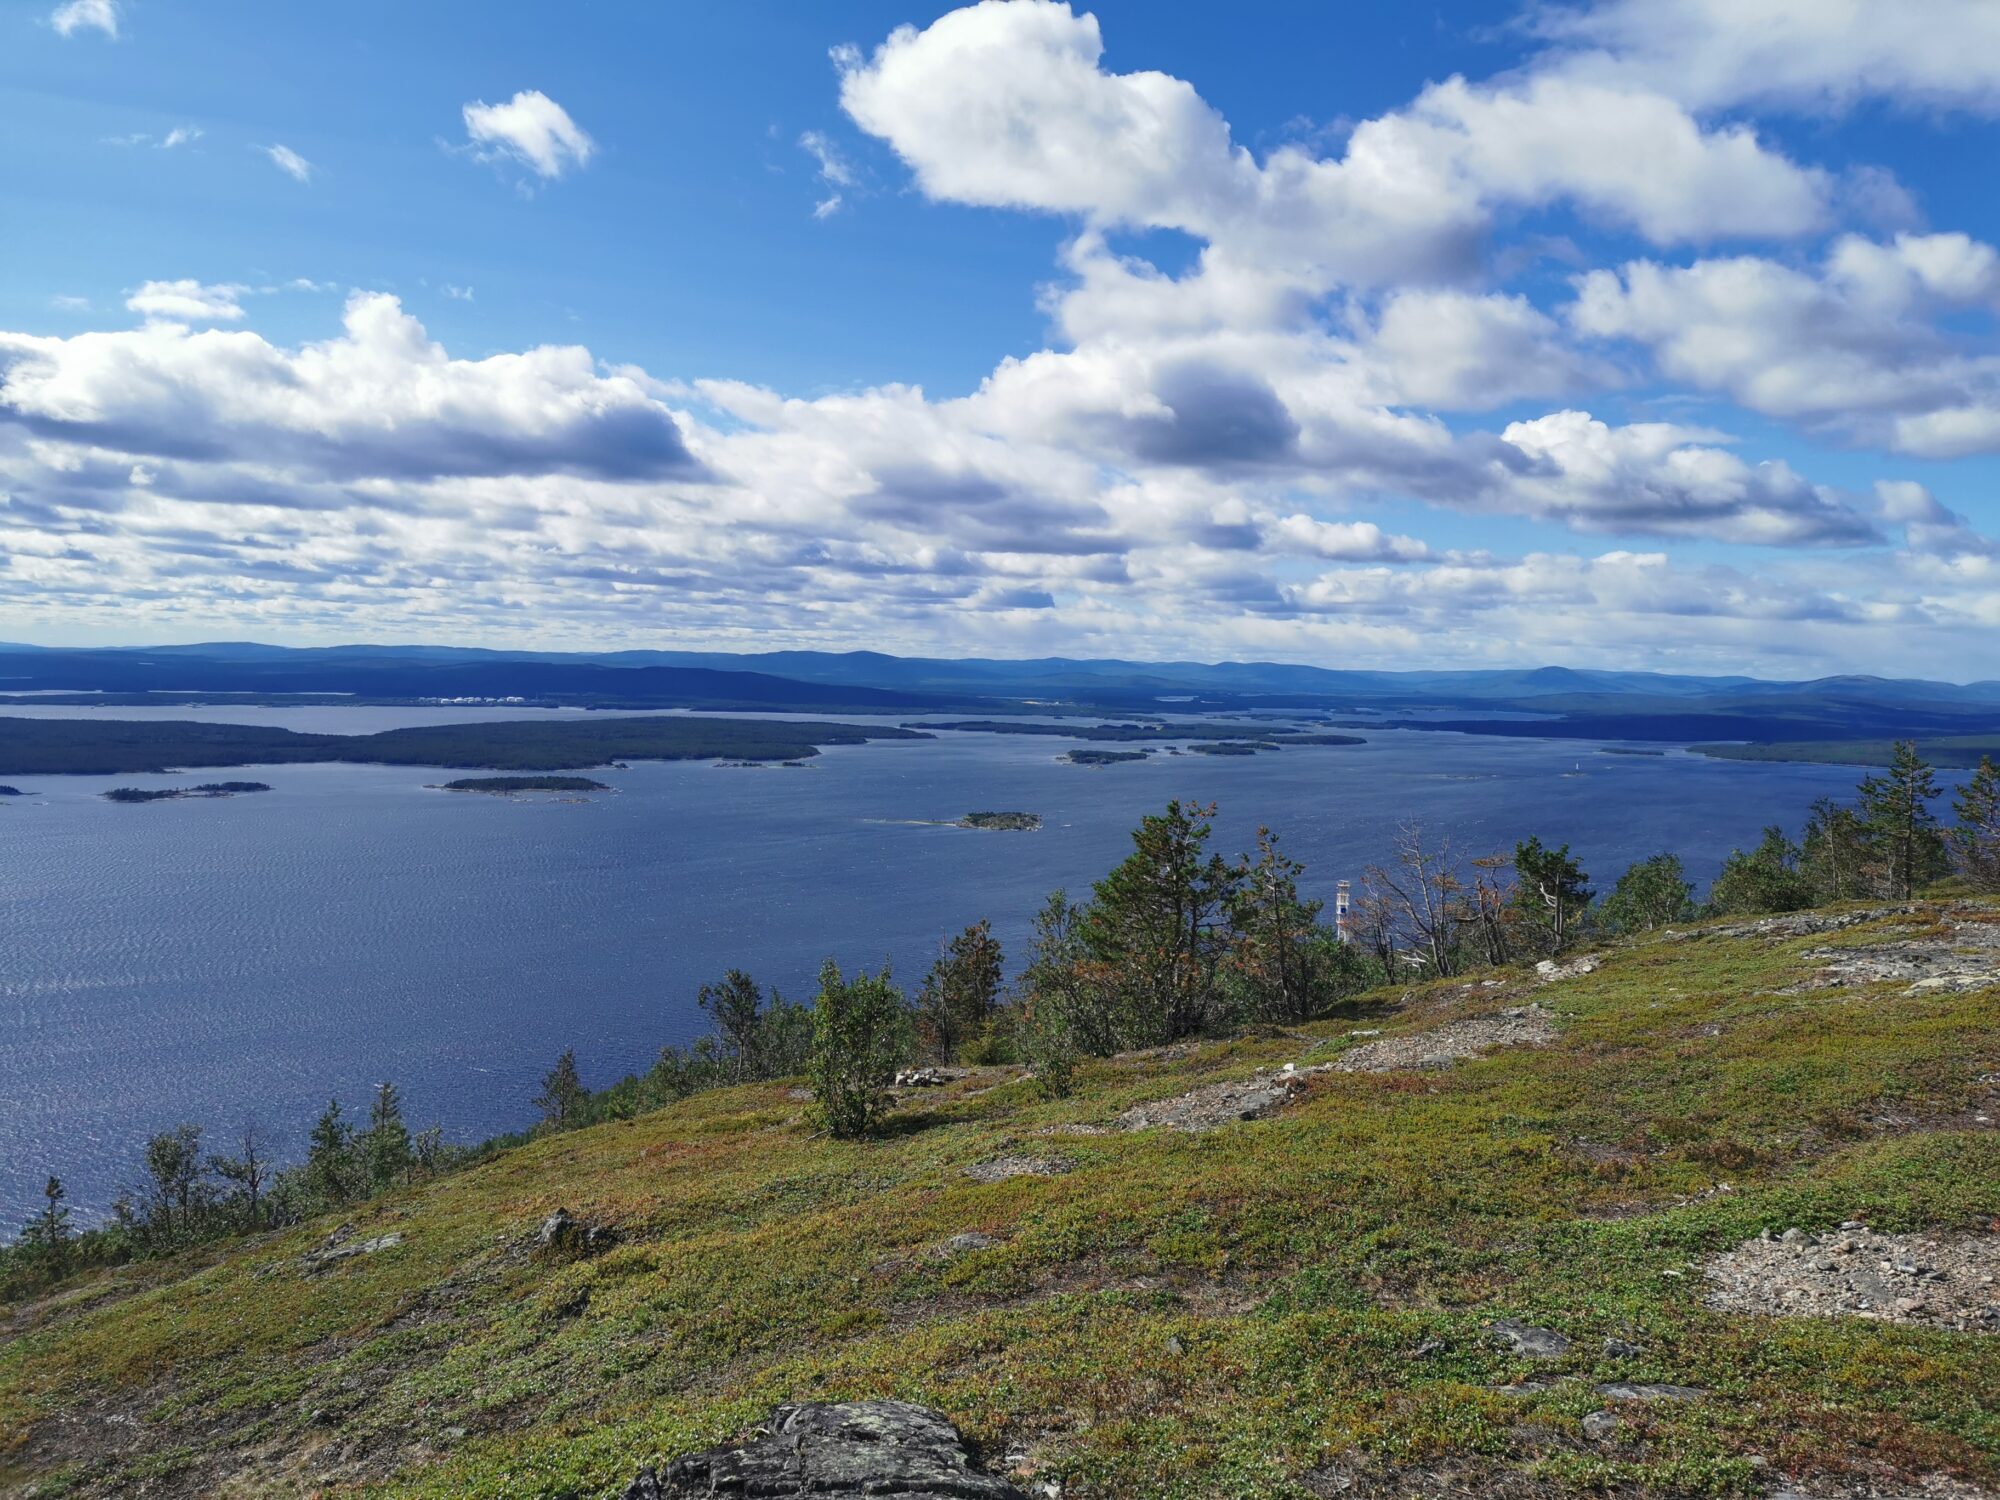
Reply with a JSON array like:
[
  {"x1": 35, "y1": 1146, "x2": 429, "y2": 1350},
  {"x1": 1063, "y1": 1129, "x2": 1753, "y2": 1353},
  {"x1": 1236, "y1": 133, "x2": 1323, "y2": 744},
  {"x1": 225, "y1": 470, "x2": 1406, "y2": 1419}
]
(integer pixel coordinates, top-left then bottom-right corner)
[
  {"x1": 914, "y1": 920, "x2": 1004, "y2": 1063},
  {"x1": 1227, "y1": 827, "x2": 1350, "y2": 1022},
  {"x1": 306, "y1": 1098, "x2": 359, "y2": 1205},
  {"x1": 1512, "y1": 837, "x2": 1593, "y2": 955},
  {"x1": 1084, "y1": 800, "x2": 1242, "y2": 1042},
  {"x1": 1857, "y1": 741, "x2": 1947, "y2": 899},
  {"x1": 359, "y1": 1082, "x2": 414, "y2": 1191},
  {"x1": 19, "y1": 1176, "x2": 73, "y2": 1278},
  {"x1": 1952, "y1": 755, "x2": 2000, "y2": 893},
  {"x1": 534, "y1": 1049, "x2": 588, "y2": 1129}
]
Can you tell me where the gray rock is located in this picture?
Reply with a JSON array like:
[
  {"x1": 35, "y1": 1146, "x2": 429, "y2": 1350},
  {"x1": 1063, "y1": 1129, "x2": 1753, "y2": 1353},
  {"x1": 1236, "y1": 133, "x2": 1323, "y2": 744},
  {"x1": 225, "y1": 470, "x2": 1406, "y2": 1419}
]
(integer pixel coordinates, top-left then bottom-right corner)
[
  {"x1": 300, "y1": 1229, "x2": 402, "y2": 1271},
  {"x1": 1581, "y1": 1410, "x2": 1621, "y2": 1442},
  {"x1": 1595, "y1": 1381, "x2": 1705, "y2": 1402},
  {"x1": 622, "y1": 1400, "x2": 1026, "y2": 1499},
  {"x1": 1601, "y1": 1336, "x2": 1640, "y2": 1359},
  {"x1": 924, "y1": 1231, "x2": 999, "y2": 1262},
  {"x1": 1487, "y1": 1319, "x2": 1571, "y2": 1357},
  {"x1": 535, "y1": 1207, "x2": 619, "y2": 1258}
]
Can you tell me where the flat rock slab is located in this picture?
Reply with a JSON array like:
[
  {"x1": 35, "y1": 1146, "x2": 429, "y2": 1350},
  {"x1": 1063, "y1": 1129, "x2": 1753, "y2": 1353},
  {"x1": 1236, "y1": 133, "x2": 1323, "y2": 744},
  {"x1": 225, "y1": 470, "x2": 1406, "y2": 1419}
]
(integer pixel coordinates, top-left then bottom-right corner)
[
  {"x1": 966, "y1": 1154, "x2": 1074, "y2": 1183},
  {"x1": 1678, "y1": 908, "x2": 1916, "y2": 942},
  {"x1": 1116, "y1": 1071, "x2": 1305, "y2": 1132},
  {"x1": 1595, "y1": 1381, "x2": 1705, "y2": 1402},
  {"x1": 621, "y1": 1400, "x2": 1026, "y2": 1499},
  {"x1": 1487, "y1": 1319, "x2": 1571, "y2": 1357},
  {"x1": 1327, "y1": 1006, "x2": 1558, "y2": 1074},
  {"x1": 1789, "y1": 915, "x2": 2000, "y2": 996},
  {"x1": 1706, "y1": 1226, "x2": 2000, "y2": 1332}
]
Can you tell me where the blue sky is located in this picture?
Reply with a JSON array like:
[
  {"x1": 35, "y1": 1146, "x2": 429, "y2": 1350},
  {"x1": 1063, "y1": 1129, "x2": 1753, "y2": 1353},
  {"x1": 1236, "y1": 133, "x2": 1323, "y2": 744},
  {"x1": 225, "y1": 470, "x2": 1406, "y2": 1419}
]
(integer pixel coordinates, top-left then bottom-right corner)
[{"x1": 3, "y1": 0, "x2": 2000, "y2": 675}]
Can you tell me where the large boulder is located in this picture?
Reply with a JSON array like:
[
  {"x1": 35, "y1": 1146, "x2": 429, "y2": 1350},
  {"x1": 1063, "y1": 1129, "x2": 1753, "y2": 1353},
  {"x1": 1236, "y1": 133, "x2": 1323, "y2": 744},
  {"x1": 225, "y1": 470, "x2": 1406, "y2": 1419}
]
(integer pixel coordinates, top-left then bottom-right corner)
[{"x1": 621, "y1": 1400, "x2": 1025, "y2": 1499}]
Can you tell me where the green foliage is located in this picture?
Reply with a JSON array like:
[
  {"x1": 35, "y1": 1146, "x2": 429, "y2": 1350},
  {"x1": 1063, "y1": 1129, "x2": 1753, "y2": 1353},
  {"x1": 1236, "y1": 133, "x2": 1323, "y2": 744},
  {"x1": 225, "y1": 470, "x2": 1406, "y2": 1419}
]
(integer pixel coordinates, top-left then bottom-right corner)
[
  {"x1": 16, "y1": 1177, "x2": 72, "y2": 1279},
  {"x1": 1951, "y1": 755, "x2": 2000, "y2": 893},
  {"x1": 535, "y1": 1050, "x2": 588, "y2": 1129},
  {"x1": 914, "y1": 920, "x2": 1004, "y2": 1063},
  {"x1": 1084, "y1": 799, "x2": 1243, "y2": 1043},
  {"x1": 1857, "y1": 741, "x2": 1949, "y2": 899},
  {"x1": 1710, "y1": 825, "x2": 1814, "y2": 914},
  {"x1": 306, "y1": 1097, "x2": 361, "y2": 1204},
  {"x1": 361, "y1": 1083, "x2": 415, "y2": 1192},
  {"x1": 1600, "y1": 853, "x2": 1697, "y2": 934},
  {"x1": 1512, "y1": 836, "x2": 1593, "y2": 955},
  {"x1": 1225, "y1": 827, "x2": 1369, "y2": 1022},
  {"x1": 0, "y1": 715, "x2": 927, "y2": 776},
  {"x1": 1800, "y1": 796, "x2": 1870, "y2": 902},
  {"x1": 7, "y1": 900, "x2": 1997, "y2": 1500},
  {"x1": 806, "y1": 962, "x2": 910, "y2": 1138}
]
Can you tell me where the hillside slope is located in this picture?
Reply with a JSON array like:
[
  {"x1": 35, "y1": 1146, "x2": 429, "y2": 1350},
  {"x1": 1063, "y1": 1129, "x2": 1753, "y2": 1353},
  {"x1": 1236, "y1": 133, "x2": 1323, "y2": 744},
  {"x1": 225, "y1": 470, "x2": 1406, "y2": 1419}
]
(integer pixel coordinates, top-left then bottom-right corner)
[{"x1": 3, "y1": 905, "x2": 1997, "y2": 1499}]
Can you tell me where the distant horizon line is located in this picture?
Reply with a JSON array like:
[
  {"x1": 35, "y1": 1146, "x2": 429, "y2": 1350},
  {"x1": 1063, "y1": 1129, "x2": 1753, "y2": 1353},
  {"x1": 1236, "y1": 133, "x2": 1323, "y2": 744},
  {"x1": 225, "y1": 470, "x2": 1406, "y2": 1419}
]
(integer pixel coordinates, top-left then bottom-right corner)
[{"x1": 2, "y1": 637, "x2": 1995, "y2": 692}]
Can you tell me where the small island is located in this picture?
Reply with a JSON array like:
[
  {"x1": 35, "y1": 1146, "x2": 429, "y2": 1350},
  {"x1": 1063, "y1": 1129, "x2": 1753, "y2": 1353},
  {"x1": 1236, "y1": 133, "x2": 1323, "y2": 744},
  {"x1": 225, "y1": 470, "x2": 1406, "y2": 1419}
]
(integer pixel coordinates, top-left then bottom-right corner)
[
  {"x1": 1187, "y1": 741, "x2": 1279, "y2": 756},
  {"x1": 1062, "y1": 749, "x2": 1149, "y2": 767},
  {"x1": 102, "y1": 782, "x2": 271, "y2": 803},
  {"x1": 440, "y1": 776, "x2": 610, "y2": 794},
  {"x1": 0, "y1": 786, "x2": 25, "y2": 796},
  {"x1": 958, "y1": 811, "x2": 1042, "y2": 831}
]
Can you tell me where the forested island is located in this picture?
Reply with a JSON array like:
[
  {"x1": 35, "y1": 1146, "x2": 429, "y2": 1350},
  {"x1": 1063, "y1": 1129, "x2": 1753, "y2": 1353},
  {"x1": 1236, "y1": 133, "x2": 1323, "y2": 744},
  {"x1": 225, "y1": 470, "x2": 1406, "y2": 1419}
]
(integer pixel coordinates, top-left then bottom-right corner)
[
  {"x1": 1694, "y1": 736, "x2": 2000, "y2": 768},
  {"x1": 0, "y1": 716, "x2": 927, "y2": 776},
  {"x1": 957, "y1": 811, "x2": 1041, "y2": 830},
  {"x1": 909, "y1": 719, "x2": 1366, "y2": 747},
  {"x1": 0, "y1": 785, "x2": 24, "y2": 796},
  {"x1": 101, "y1": 782, "x2": 271, "y2": 803},
  {"x1": 439, "y1": 776, "x2": 610, "y2": 794},
  {"x1": 1062, "y1": 748, "x2": 1150, "y2": 766}
]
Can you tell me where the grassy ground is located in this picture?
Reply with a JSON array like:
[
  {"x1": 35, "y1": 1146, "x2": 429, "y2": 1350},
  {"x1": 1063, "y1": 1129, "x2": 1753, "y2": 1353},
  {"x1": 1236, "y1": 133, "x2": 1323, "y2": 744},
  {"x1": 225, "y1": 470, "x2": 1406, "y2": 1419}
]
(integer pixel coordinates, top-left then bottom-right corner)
[{"x1": 2, "y1": 904, "x2": 1996, "y2": 1498}]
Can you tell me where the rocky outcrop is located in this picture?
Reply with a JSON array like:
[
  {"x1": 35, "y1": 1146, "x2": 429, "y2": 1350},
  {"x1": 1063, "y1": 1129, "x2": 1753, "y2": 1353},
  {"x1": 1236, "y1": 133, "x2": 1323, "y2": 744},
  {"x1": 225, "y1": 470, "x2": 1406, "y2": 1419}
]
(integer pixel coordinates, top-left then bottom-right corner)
[
  {"x1": 299, "y1": 1226, "x2": 401, "y2": 1272},
  {"x1": 534, "y1": 1208, "x2": 618, "y2": 1259},
  {"x1": 620, "y1": 1400, "x2": 1026, "y2": 1499},
  {"x1": 1328, "y1": 1005, "x2": 1557, "y2": 1073},
  {"x1": 1116, "y1": 1070, "x2": 1306, "y2": 1132}
]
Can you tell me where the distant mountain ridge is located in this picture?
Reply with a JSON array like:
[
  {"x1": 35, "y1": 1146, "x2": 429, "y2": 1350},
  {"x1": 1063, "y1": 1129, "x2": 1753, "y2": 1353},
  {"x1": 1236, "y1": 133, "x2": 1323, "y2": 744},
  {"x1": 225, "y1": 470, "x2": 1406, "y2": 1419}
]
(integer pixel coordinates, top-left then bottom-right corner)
[{"x1": 4, "y1": 642, "x2": 1999, "y2": 746}]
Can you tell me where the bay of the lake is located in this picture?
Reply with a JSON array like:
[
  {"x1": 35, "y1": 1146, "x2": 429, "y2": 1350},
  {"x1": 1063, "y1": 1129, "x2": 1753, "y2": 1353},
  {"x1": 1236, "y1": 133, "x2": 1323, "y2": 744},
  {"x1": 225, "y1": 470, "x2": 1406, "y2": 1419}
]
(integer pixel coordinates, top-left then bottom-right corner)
[{"x1": 0, "y1": 706, "x2": 1899, "y2": 1220}]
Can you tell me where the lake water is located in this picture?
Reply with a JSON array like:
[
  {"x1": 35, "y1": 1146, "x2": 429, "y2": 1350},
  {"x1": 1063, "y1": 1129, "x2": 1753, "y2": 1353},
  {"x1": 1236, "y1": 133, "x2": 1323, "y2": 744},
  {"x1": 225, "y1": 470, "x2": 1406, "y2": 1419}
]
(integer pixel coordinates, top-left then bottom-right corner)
[{"x1": 0, "y1": 707, "x2": 1908, "y2": 1220}]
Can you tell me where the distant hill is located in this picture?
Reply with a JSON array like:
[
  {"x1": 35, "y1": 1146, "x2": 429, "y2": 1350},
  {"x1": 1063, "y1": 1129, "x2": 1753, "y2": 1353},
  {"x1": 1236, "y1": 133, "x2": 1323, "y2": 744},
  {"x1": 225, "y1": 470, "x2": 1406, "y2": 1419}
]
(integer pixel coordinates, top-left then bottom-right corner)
[{"x1": 5, "y1": 642, "x2": 2000, "y2": 742}]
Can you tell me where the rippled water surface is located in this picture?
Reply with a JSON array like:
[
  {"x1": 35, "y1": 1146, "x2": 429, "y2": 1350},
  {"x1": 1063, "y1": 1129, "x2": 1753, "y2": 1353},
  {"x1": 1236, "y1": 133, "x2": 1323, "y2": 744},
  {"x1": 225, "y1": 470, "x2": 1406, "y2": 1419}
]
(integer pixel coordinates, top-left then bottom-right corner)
[{"x1": 0, "y1": 709, "x2": 1882, "y2": 1219}]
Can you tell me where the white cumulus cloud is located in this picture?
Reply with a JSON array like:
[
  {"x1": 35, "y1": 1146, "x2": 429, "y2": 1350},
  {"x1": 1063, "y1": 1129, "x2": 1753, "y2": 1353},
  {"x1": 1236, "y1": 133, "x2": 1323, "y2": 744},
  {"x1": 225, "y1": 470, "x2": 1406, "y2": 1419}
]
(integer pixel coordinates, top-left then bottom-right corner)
[
  {"x1": 51, "y1": 0, "x2": 116, "y2": 38},
  {"x1": 461, "y1": 90, "x2": 596, "y2": 180}
]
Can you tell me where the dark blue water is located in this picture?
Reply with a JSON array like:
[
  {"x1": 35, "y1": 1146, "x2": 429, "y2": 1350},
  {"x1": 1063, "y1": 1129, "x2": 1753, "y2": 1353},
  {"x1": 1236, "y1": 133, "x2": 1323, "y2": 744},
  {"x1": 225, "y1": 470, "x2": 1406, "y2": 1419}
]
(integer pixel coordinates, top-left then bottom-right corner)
[{"x1": 0, "y1": 710, "x2": 1897, "y2": 1221}]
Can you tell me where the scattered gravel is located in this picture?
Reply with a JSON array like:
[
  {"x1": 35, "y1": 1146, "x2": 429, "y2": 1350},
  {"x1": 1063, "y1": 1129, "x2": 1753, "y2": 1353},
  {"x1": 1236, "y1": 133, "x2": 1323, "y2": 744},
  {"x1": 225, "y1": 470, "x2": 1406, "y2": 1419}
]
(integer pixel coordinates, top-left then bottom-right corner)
[
  {"x1": 1326, "y1": 1006, "x2": 1558, "y2": 1073},
  {"x1": 1705, "y1": 1225, "x2": 2000, "y2": 1331},
  {"x1": 1116, "y1": 1071, "x2": 1306, "y2": 1132},
  {"x1": 965, "y1": 1154, "x2": 1075, "y2": 1183}
]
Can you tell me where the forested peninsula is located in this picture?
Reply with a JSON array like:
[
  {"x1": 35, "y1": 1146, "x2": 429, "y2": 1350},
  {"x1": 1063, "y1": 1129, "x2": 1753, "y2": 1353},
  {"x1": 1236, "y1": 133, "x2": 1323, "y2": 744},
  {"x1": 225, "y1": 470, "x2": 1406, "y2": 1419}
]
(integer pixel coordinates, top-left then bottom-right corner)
[{"x1": 0, "y1": 717, "x2": 927, "y2": 776}]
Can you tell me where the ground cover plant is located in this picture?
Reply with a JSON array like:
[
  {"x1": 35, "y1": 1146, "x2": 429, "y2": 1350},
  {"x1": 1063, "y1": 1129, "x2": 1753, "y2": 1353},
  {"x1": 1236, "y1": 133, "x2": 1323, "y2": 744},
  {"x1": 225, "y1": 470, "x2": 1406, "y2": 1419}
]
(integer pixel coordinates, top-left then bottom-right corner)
[{"x1": 1, "y1": 899, "x2": 1995, "y2": 1499}]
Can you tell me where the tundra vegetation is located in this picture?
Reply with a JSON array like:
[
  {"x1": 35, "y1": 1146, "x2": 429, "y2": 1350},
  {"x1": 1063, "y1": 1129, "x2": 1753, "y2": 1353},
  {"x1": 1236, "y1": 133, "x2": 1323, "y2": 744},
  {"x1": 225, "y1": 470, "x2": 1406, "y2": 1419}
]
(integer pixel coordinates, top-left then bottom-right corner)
[{"x1": 1, "y1": 745, "x2": 1996, "y2": 1496}]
